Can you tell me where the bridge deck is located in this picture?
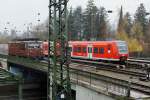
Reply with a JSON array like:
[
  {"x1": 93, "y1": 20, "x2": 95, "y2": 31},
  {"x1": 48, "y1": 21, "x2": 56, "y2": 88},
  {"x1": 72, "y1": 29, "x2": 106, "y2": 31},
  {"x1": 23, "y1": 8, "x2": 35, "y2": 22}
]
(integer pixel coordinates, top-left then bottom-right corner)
[
  {"x1": 0, "y1": 54, "x2": 150, "y2": 98},
  {"x1": 1, "y1": 54, "x2": 149, "y2": 87}
]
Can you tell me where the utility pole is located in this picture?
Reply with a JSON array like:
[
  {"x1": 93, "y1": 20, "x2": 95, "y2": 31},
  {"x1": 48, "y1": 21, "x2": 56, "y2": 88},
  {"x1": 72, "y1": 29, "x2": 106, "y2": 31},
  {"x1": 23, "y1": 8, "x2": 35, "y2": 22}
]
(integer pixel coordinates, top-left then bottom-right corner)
[
  {"x1": 47, "y1": 0, "x2": 72, "y2": 100},
  {"x1": 37, "y1": 13, "x2": 40, "y2": 37}
]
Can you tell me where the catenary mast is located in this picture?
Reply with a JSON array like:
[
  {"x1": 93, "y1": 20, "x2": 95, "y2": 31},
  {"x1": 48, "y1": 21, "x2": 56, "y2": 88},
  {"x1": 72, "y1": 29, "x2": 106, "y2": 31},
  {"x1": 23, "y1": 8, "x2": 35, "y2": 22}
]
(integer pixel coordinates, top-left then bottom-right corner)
[{"x1": 47, "y1": 0, "x2": 72, "y2": 100}]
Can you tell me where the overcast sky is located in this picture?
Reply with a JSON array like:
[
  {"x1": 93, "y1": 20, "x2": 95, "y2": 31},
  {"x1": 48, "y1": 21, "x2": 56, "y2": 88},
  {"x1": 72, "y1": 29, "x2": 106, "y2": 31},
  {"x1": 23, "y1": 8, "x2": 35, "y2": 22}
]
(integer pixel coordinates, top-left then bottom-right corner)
[{"x1": 0, "y1": 0, "x2": 150, "y2": 33}]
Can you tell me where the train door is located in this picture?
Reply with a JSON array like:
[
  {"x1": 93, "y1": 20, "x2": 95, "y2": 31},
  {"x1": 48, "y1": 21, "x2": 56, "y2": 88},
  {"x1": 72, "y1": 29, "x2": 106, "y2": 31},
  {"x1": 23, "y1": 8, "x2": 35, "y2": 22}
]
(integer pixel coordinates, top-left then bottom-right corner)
[
  {"x1": 88, "y1": 45, "x2": 92, "y2": 59},
  {"x1": 107, "y1": 44, "x2": 112, "y2": 59}
]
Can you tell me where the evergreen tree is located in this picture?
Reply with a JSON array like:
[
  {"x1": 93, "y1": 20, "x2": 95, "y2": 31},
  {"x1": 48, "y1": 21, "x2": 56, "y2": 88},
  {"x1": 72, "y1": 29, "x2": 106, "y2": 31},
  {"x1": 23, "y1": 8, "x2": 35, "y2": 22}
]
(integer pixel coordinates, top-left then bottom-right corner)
[
  {"x1": 83, "y1": 0, "x2": 97, "y2": 40},
  {"x1": 134, "y1": 3, "x2": 148, "y2": 35},
  {"x1": 146, "y1": 19, "x2": 150, "y2": 42},
  {"x1": 117, "y1": 6, "x2": 124, "y2": 34},
  {"x1": 123, "y1": 12, "x2": 132, "y2": 36},
  {"x1": 95, "y1": 9, "x2": 100, "y2": 39},
  {"x1": 96, "y1": 7, "x2": 108, "y2": 40},
  {"x1": 68, "y1": 7, "x2": 75, "y2": 40},
  {"x1": 73, "y1": 6, "x2": 83, "y2": 40}
]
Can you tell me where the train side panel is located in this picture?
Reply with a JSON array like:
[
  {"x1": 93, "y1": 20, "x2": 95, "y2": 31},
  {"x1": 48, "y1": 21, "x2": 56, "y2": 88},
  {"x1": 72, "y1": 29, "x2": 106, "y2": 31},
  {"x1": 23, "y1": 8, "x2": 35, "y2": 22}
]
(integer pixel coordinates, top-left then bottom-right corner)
[
  {"x1": 70, "y1": 41, "x2": 128, "y2": 62},
  {"x1": 92, "y1": 42, "x2": 119, "y2": 61},
  {"x1": 92, "y1": 43, "x2": 107, "y2": 60},
  {"x1": 9, "y1": 43, "x2": 26, "y2": 57}
]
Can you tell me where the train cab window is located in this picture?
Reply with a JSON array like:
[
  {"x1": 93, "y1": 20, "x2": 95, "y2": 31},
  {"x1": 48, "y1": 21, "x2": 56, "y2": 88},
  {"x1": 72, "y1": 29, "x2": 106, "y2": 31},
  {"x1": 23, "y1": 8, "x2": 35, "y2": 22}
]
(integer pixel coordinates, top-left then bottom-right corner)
[
  {"x1": 99, "y1": 48, "x2": 104, "y2": 54},
  {"x1": 88, "y1": 47, "x2": 92, "y2": 53},
  {"x1": 94, "y1": 47, "x2": 98, "y2": 54},
  {"x1": 117, "y1": 41, "x2": 128, "y2": 54},
  {"x1": 83, "y1": 47, "x2": 87, "y2": 53},
  {"x1": 27, "y1": 43, "x2": 40, "y2": 49}
]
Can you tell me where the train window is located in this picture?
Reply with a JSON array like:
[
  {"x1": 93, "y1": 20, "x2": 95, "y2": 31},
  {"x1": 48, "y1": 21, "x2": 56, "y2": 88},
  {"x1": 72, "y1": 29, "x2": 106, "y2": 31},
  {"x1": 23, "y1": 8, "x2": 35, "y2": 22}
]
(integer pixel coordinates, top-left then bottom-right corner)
[
  {"x1": 83, "y1": 47, "x2": 87, "y2": 53},
  {"x1": 94, "y1": 47, "x2": 98, "y2": 54},
  {"x1": 73, "y1": 47, "x2": 77, "y2": 52},
  {"x1": 99, "y1": 48, "x2": 104, "y2": 54},
  {"x1": 77, "y1": 47, "x2": 81, "y2": 52},
  {"x1": 88, "y1": 47, "x2": 92, "y2": 53}
]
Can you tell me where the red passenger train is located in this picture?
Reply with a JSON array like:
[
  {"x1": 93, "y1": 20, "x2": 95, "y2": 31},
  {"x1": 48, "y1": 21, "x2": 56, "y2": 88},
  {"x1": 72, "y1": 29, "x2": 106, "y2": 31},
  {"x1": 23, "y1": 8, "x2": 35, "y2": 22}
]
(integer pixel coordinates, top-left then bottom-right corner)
[
  {"x1": 69, "y1": 41, "x2": 128, "y2": 62},
  {"x1": 8, "y1": 39, "x2": 129, "y2": 62}
]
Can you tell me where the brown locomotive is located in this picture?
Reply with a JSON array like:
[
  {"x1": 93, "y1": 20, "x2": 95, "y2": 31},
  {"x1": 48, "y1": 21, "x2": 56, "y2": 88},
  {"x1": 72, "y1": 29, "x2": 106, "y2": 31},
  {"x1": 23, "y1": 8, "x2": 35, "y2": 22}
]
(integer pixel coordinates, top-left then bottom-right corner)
[{"x1": 8, "y1": 38, "x2": 43, "y2": 58}]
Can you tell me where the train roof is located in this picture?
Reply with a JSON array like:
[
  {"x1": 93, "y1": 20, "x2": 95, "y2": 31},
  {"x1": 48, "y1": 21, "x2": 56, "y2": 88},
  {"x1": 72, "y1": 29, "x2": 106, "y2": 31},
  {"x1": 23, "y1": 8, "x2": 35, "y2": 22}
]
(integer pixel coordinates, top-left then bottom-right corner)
[
  {"x1": 69, "y1": 40, "x2": 126, "y2": 45},
  {"x1": 9, "y1": 40, "x2": 43, "y2": 44},
  {"x1": 12, "y1": 38, "x2": 40, "y2": 41}
]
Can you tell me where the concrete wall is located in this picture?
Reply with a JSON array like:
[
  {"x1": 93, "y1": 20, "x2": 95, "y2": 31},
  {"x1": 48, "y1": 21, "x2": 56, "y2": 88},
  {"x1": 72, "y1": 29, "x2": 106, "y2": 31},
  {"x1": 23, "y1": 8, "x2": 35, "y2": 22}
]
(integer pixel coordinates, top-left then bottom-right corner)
[
  {"x1": 72, "y1": 84, "x2": 114, "y2": 100},
  {"x1": 0, "y1": 58, "x2": 7, "y2": 69}
]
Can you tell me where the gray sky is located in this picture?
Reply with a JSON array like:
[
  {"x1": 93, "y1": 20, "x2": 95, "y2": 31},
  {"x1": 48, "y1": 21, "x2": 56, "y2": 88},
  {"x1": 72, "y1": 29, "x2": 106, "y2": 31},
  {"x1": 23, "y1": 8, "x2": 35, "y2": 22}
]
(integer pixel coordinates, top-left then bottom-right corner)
[{"x1": 0, "y1": 0, "x2": 150, "y2": 33}]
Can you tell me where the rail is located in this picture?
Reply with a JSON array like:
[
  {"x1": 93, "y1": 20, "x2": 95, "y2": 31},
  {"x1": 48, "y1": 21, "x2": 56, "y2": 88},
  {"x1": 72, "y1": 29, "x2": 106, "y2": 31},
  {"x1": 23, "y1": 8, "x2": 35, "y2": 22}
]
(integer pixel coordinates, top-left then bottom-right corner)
[{"x1": 71, "y1": 59, "x2": 146, "y2": 77}]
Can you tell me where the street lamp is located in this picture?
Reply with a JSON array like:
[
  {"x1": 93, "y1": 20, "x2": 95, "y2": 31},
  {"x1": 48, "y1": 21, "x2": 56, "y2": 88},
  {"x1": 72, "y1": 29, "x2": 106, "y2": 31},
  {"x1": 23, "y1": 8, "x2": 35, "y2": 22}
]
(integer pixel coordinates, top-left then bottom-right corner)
[
  {"x1": 37, "y1": 13, "x2": 40, "y2": 22},
  {"x1": 37, "y1": 13, "x2": 41, "y2": 34},
  {"x1": 107, "y1": 10, "x2": 113, "y2": 13}
]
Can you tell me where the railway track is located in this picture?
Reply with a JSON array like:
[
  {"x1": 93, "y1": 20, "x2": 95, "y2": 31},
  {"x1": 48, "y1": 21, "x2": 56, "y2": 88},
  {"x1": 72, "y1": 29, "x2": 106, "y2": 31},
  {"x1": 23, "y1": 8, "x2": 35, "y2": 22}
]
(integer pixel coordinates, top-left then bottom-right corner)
[
  {"x1": 71, "y1": 59, "x2": 146, "y2": 78},
  {"x1": 126, "y1": 58, "x2": 150, "y2": 71},
  {"x1": 128, "y1": 58, "x2": 150, "y2": 65},
  {"x1": 129, "y1": 57, "x2": 150, "y2": 61}
]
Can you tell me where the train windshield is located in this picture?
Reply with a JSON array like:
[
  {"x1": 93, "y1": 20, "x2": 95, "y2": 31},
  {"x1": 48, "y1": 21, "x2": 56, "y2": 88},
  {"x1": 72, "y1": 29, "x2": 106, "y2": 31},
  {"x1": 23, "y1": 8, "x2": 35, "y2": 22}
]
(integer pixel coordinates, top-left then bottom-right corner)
[{"x1": 116, "y1": 41, "x2": 128, "y2": 54}]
